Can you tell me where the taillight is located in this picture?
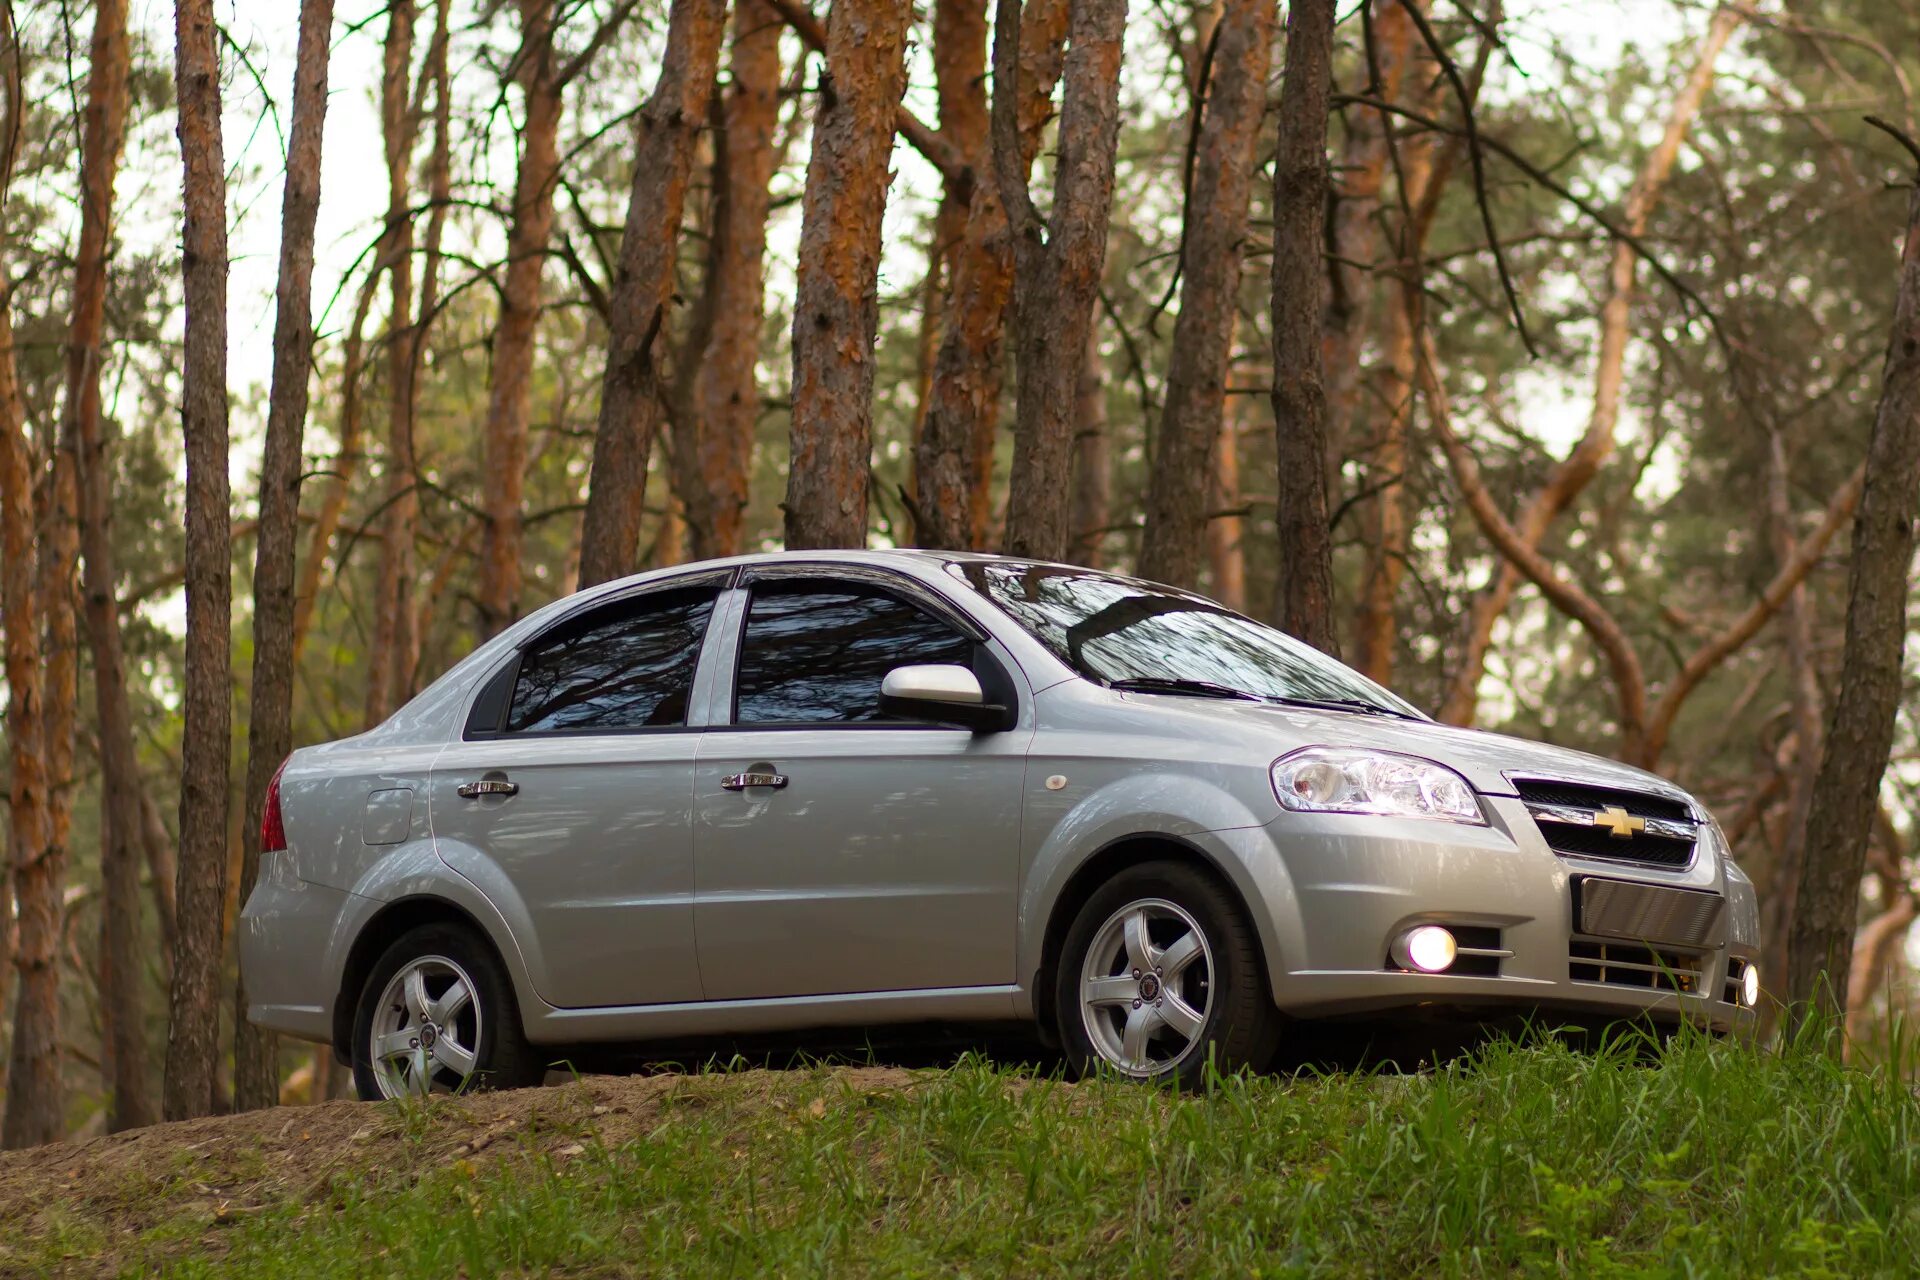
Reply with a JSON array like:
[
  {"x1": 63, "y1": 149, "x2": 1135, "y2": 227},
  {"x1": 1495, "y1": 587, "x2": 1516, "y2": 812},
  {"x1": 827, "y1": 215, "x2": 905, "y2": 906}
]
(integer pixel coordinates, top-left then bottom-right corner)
[{"x1": 260, "y1": 760, "x2": 288, "y2": 853}]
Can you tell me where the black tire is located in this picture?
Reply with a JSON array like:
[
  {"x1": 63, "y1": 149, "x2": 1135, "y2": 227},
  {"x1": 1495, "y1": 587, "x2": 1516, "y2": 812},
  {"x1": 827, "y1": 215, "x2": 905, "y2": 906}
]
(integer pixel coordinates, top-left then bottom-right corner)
[
  {"x1": 1052, "y1": 860, "x2": 1280, "y2": 1087},
  {"x1": 350, "y1": 922, "x2": 546, "y2": 1102}
]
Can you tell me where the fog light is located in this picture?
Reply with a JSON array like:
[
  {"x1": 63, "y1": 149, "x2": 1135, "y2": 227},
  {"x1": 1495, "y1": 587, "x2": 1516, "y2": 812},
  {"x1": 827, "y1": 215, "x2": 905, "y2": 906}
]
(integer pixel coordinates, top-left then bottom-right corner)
[
  {"x1": 1394, "y1": 925, "x2": 1458, "y2": 974},
  {"x1": 1742, "y1": 962, "x2": 1760, "y2": 1008}
]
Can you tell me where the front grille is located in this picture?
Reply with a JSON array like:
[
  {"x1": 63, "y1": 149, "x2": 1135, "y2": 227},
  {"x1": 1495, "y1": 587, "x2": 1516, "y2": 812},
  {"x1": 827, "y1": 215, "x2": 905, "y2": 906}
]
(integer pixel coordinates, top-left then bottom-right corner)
[
  {"x1": 1516, "y1": 778, "x2": 1699, "y2": 869},
  {"x1": 1569, "y1": 940, "x2": 1705, "y2": 994},
  {"x1": 1544, "y1": 823, "x2": 1696, "y2": 866},
  {"x1": 1513, "y1": 779, "x2": 1692, "y2": 823}
]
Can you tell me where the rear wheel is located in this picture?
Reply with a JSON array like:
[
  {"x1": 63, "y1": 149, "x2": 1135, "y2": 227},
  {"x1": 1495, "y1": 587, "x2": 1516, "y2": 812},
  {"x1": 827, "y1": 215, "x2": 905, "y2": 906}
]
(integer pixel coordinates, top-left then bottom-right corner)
[
  {"x1": 1053, "y1": 861, "x2": 1280, "y2": 1086},
  {"x1": 351, "y1": 923, "x2": 545, "y2": 1101}
]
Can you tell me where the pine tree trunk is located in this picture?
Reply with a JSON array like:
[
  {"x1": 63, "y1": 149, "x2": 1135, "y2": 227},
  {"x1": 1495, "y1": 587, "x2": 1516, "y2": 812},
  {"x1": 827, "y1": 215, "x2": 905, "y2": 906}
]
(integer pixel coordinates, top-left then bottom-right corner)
[
  {"x1": 62, "y1": 0, "x2": 153, "y2": 1134},
  {"x1": 783, "y1": 0, "x2": 913, "y2": 549},
  {"x1": 576, "y1": 0, "x2": 728, "y2": 585},
  {"x1": 164, "y1": 0, "x2": 234, "y2": 1124},
  {"x1": 0, "y1": 9, "x2": 46, "y2": 1138},
  {"x1": 1320, "y1": 0, "x2": 1420, "y2": 460},
  {"x1": 477, "y1": 0, "x2": 564, "y2": 632},
  {"x1": 997, "y1": 0, "x2": 1127, "y2": 563},
  {"x1": 365, "y1": 0, "x2": 418, "y2": 727},
  {"x1": 1784, "y1": 173, "x2": 1920, "y2": 1030},
  {"x1": 235, "y1": 0, "x2": 332, "y2": 1115},
  {"x1": 1138, "y1": 0, "x2": 1273, "y2": 589},
  {"x1": 909, "y1": 0, "x2": 986, "y2": 550},
  {"x1": 291, "y1": 264, "x2": 380, "y2": 659},
  {"x1": 914, "y1": 0, "x2": 1067, "y2": 551},
  {"x1": 1069, "y1": 321, "x2": 1110, "y2": 568},
  {"x1": 1268, "y1": 0, "x2": 1338, "y2": 653},
  {"x1": 1207, "y1": 391, "x2": 1247, "y2": 610},
  {"x1": 681, "y1": 0, "x2": 783, "y2": 561},
  {"x1": 1353, "y1": 277, "x2": 1419, "y2": 683}
]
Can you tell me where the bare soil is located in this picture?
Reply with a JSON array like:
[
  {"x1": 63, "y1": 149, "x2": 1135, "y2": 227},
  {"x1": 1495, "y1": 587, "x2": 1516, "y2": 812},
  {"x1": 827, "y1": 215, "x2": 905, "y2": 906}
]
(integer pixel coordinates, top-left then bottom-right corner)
[{"x1": 0, "y1": 1065, "x2": 919, "y2": 1276}]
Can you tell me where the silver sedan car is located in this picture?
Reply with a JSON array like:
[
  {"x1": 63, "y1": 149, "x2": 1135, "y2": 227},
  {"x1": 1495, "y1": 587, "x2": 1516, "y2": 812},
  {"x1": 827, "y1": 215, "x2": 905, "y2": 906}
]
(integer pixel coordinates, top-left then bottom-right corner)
[{"x1": 240, "y1": 551, "x2": 1759, "y2": 1098}]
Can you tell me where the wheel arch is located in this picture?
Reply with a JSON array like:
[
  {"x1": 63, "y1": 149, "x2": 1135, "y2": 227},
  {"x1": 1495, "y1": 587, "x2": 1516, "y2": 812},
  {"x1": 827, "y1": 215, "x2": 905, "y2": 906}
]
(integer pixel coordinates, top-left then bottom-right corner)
[
  {"x1": 1030, "y1": 833, "x2": 1277, "y2": 1043},
  {"x1": 331, "y1": 895, "x2": 513, "y2": 1061}
]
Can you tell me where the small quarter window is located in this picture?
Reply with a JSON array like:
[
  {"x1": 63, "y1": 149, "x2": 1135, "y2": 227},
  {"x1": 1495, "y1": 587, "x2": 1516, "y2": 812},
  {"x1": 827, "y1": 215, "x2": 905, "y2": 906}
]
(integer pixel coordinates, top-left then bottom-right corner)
[
  {"x1": 505, "y1": 586, "x2": 718, "y2": 733},
  {"x1": 734, "y1": 582, "x2": 974, "y2": 725}
]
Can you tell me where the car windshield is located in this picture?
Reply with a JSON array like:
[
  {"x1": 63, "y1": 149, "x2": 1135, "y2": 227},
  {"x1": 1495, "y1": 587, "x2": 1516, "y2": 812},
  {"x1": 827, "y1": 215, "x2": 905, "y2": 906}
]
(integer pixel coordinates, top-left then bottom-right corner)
[{"x1": 952, "y1": 561, "x2": 1425, "y2": 719}]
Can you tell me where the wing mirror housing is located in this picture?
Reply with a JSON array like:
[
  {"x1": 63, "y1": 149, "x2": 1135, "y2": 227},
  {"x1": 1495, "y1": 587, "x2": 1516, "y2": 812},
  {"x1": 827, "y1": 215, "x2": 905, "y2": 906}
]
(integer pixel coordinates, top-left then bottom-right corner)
[{"x1": 878, "y1": 664, "x2": 1014, "y2": 732}]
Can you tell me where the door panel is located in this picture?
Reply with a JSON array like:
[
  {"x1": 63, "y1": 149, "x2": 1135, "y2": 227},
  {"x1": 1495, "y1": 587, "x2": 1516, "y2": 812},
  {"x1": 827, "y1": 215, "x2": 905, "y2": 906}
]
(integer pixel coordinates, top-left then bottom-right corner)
[
  {"x1": 431, "y1": 734, "x2": 704, "y2": 1010},
  {"x1": 427, "y1": 580, "x2": 724, "y2": 1010},
  {"x1": 693, "y1": 728, "x2": 1026, "y2": 999},
  {"x1": 691, "y1": 574, "x2": 1029, "y2": 1001}
]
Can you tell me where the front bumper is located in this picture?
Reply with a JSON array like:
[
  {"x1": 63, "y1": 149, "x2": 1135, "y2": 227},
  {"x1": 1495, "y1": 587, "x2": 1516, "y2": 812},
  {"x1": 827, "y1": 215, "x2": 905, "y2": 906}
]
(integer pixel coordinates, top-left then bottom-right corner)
[{"x1": 1262, "y1": 795, "x2": 1759, "y2": 1033}]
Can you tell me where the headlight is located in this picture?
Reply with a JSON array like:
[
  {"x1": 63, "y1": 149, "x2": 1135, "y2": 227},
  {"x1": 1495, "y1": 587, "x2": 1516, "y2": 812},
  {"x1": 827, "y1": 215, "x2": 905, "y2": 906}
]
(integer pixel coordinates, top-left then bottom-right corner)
[{"x1": 1271, "y1": 747, "x2": 1485, "y2": 824}]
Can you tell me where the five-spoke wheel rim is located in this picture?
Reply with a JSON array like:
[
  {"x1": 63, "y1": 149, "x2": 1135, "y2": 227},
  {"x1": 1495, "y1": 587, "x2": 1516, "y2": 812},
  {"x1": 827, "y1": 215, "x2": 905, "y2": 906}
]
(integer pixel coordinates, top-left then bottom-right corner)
[
  {"x1": 368, "y1": 955, "x2": 482, "y2": 1099},
  {"x1": 1078, "y1": 898, "x2": 1213, "y2": 1077}
]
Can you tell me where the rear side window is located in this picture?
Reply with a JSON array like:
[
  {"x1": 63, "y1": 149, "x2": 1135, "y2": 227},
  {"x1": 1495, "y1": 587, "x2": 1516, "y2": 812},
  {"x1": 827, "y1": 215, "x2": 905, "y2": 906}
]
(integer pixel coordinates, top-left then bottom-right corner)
[
  {"x1": 505, "y1": 587, "x2": 718, "y2": 733},
  {"x1": 734, "y1": 582, "x2": 974, "y2": 725}
]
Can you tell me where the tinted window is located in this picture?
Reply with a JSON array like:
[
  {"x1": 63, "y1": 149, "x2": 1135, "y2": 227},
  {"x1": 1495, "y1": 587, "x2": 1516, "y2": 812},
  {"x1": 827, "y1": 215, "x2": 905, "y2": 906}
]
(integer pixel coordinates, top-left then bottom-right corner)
[
  {"x1": 734, "y1": 582, "x2": 974, "y2": 725},
  {"x1": 955, "y1": 562, "x2": 1423, "y2": 717},
  {"x1": 505, "y1": 587, "x2": 718, "y2": 732}
]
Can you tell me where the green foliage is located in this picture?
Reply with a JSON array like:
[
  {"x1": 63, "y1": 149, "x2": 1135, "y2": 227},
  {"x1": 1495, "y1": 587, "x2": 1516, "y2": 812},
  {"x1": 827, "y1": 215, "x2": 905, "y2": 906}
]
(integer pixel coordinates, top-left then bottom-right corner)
[{"x1": 32, "y1": 1032, "x2": 1920, "y2": 1278}]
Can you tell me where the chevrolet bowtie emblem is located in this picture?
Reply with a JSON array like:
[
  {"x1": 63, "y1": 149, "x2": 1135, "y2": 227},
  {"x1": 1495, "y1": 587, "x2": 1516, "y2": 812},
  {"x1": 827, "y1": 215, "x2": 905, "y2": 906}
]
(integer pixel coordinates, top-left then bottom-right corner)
[{"x1": 1592, "y1": 805, "x2": 1647, "y2": 839}]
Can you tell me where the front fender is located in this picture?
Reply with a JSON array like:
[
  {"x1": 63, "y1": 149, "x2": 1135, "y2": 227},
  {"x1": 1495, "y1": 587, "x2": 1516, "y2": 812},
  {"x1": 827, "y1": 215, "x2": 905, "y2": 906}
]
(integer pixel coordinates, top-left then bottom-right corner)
[{"x1": 1016, "y1": 772, "x2": 1302, "y2": 1015}]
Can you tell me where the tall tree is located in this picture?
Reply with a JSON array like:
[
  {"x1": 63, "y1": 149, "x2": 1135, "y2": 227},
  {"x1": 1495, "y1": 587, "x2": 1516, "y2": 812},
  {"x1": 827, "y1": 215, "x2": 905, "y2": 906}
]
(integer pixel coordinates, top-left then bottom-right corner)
[
  {"x1": 475, "y1": 0, "x2": 562, "y2": 633},
  {"x1": 165, "y1": 0, "x2": 234, "y2": 1123},
  {"x1": 1138, "y1": 0, "x2": 1274, "y2": 588},
  {"x1": 1068, "y1": 322, "x2": 1110, "y2": 567},
  {"x1": 235, "y1": 0, "x2": 333, "y2": 1114},
  {"x1": 1269, "y1": 0, "x2": 1338, "y2": 652},
  {"x1": 1785, "y1": 134, "x2": 1920, "y2": 1030},
  {"x1": 365, "y1": 0, "x2": 419, "y2": 725},
  {"x1": 0, "y1": 6, "x2": 48, "y2": 1146},
  {"x1": 6, "y1": 0, "x2": 102, "y2": 1149},
  {"x1": 783, "y1": 0, "x2": 912, "y2": 549},
  {"x1": 476, "y1": 1, "x2": 623, "y2": 628},
  {"x1": 996, "y1": 0, "x2": 1128, "y2": 562},
  {"x1": 63, "y1": 0, "x2": 152, "y2": 1134},
  {"x1": 1208, "y1": 387, "x2": 1247, "y2": 609},
  {"x1": 575, "y1": 0, "x2": 728, "y2": 586},
  {"x1": 680, "y1": 0, "x2": 784, "y2": 561},
  {"x1": 913, "y1": 0, "x2": 1067, "y2": 551}
]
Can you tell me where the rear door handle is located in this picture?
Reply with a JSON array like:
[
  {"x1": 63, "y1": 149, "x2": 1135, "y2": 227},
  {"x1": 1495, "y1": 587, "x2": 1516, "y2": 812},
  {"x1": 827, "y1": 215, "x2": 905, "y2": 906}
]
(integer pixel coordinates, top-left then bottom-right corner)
[
  {"x1": 722, "y1": 771, "x2": 788, "y2": 791},
  {"x1": 457, "y1": 778, "x2": 519, "y2": 799}
]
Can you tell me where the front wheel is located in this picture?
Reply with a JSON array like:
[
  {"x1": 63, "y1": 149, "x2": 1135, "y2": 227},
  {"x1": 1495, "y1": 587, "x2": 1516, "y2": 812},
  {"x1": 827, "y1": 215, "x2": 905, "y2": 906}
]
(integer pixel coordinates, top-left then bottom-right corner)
[
  {"x1": 1053, "y1": 861, "x2": 1280, "y2": 1086},
  {"x1": 351, "y1": 923, "x2": 545, "y2": 1101}
]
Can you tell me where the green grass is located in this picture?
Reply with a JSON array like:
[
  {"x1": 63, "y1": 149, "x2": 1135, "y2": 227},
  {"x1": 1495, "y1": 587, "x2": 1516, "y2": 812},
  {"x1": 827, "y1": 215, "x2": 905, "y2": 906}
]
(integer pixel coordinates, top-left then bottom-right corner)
[{"x1": 35, "y1": 1026, "x2": 1920, "y2": 1277}]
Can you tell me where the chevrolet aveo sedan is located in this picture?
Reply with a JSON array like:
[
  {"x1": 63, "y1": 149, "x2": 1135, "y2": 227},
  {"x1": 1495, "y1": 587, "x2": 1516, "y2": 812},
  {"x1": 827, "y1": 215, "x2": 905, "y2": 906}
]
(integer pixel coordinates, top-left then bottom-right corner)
[{"x1": 241, "y1": 551, "x2": 1760, "y2": 1098}]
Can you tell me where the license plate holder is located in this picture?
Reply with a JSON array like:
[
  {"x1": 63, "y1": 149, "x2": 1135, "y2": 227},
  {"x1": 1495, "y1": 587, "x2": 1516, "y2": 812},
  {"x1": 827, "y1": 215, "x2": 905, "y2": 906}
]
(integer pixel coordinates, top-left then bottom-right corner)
[{"x1": 1574, "y1": 876, "x2": 1725, "y2": 949}]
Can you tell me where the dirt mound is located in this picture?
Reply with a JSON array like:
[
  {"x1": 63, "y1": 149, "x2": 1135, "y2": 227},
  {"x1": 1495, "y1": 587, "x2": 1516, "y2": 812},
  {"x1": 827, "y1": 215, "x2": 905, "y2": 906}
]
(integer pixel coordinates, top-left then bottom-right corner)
[{"x1": 0, "y1": 1065, "x2": 918, "y2": 1274}]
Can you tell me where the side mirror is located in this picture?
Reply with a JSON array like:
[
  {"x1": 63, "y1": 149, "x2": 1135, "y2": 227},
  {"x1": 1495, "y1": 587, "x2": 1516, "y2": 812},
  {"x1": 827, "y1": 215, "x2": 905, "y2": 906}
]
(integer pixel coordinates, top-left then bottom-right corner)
[{"x1": 878, "y1": 664, "x2": 1014, "y2": 732}]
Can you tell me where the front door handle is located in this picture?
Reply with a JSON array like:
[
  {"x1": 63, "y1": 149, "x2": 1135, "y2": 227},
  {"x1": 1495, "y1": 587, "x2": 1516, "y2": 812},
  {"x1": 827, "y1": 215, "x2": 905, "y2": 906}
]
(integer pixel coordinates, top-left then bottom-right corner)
[
  {"x1": 457, "y1": 778, "x2": 519, "y2": 799},
  {"x1": 722, "y1": 771, "x2": 788, "y2": 792}
]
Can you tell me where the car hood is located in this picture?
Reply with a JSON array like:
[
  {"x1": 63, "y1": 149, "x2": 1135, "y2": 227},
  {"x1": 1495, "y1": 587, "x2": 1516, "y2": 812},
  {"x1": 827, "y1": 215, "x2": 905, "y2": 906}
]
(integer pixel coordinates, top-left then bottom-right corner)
[{"x1": 1142, "y1": 697, "x2": 1696, "y2": 806}]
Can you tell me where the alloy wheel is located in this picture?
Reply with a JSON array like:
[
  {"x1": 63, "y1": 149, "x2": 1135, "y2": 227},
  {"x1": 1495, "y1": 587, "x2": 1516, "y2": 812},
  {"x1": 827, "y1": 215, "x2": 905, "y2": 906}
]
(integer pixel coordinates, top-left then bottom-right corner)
[
  {"x1": 1078, "y1": 897, "x2": 1214, "y2": 1077},
  {"x1": 367, "y1": 954, "x2": 482, "y2": 1099}
]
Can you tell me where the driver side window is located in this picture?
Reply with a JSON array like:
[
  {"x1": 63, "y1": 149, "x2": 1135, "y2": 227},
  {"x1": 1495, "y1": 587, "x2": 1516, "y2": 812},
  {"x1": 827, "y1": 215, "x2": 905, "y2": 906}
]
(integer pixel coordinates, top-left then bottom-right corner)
[{"x1": 733, "y1": 581, "x2": 974, "y2": 725}]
